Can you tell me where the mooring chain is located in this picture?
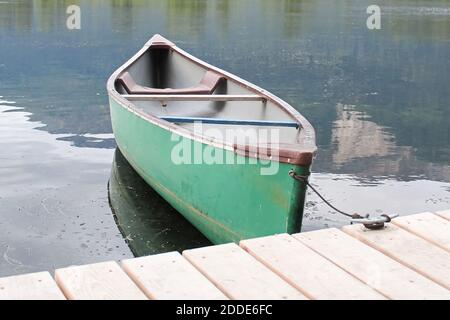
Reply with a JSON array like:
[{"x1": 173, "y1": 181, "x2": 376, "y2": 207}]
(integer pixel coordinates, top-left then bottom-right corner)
[{"x1": 288, "y1": 170, "x2": 398, "y2": 230}]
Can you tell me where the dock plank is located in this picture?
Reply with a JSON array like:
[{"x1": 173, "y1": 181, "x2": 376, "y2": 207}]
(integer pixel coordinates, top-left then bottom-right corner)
[
  {"x1": 55, "y1": 261, "x2": 147, "y2": 300},
  {"x1": 295, "y1": 228, "x2": 450, "y2": 299},
  {"x1": 0, "y1": 272, "x2": 65, "y2": 300},
  {"x1": 436, "y1": 210, "x2": 450, "y2": 221},
  {"x1": 343, "y1": 224, "x2": 450, "y2": 290},
  {"x1": 183, "y1": 243, "x2": 306, "y2": 300},
  {"x1": 121, "y1": 252, "x2": 227, "y2": 300},
  {"x1": 240, "y1": 234, "x2": 384, "y2": 300},
  {"x1": 392, "y1": 212, "x2": 450, "y2": 252}
]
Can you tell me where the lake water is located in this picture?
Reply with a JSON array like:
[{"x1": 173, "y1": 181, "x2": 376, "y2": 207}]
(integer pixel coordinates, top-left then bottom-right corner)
[{"x1": 0, "y1": 0, "x2": 449, "y2": 276}]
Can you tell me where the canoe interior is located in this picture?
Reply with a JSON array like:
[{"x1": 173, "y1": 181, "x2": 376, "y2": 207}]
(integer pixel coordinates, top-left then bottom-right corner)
[{"x1": 114, "y1": 47, "x2": 302, "y2": 146}]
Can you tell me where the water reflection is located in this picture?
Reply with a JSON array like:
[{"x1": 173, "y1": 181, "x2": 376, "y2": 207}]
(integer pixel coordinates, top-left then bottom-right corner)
[
  {"x1": 316, "y1": 104, "x2": 450, "y2": 182},
  {"x1": 165, "y1": 0, "x2": 208, "y2": 38},
  {"x1": 109, "y1": 149, "x2": 210, "y2": 256}
]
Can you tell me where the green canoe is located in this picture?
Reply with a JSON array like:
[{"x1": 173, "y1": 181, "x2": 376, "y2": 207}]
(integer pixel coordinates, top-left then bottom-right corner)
[{"x1": 107, "y1": 34, "x2": 317, "y2": 244}]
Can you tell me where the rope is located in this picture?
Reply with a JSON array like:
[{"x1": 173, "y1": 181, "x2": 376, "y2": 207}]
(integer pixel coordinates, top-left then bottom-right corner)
[{"x1": 289, "y1": 170, "x2": 365, "y2": 220}]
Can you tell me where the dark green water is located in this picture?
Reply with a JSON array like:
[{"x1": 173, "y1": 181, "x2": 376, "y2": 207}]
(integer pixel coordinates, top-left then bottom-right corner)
[{"x1": 0, "y1": 0, "x2": 449, "y2": 276}]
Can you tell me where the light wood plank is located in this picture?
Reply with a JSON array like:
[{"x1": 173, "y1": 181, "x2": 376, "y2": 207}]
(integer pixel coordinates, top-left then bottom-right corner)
[
  {"x1": 240, "y1": 234, "x2": 384, "y2": 300},
  {"x1": 436, "y1": 209, "x2": 450, "y2": 221},
  {"x1": 0, "y1": 272, "x2": 66, "y2": 300},
  {"x1": 295, "y1": 228, "x2": 450, "y2": 299},
  {"x1": 392, "y1": 212, "x2": 450, "y2": 252},
  {"x1": 183, "y1": 243, "x2": 306, "y2": 300},
  {"x1": 55, "y1": 261, "x2": 147, "y2": 300},
  {"x1": 121, "y1": 251, "x2": 227, "y2": 300},
  {"x1": 122, "y1": 94, "x2": 264, "y2": 101},
  {"x1": 343, "y1": 224, "x2": 450, "y2": 290}
]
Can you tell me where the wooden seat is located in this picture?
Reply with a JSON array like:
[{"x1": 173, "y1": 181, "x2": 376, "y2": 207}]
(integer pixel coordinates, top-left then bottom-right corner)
[{"x1": 118, "y1": 71, "x2": 224, "y2": 95}]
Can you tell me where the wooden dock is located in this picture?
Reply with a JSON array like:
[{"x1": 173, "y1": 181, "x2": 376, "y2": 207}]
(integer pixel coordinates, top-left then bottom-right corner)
[{"x1": 1, "y1": 210, "x2": 449, "y2": 300}]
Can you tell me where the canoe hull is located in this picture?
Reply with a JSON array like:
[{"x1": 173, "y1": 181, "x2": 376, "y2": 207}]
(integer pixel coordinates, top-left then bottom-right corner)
[{"x1": 109, "y1": 96, "x2": 311, "y2": 244}]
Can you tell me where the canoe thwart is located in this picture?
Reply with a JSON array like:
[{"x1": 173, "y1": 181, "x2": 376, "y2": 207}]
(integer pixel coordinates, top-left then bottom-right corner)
[
  {"x1": 121, "y1": 94, "x2": 265, "y2": 102},
  {"x1": 159, "y1": 116, "x2": 300, "y2": 128}
]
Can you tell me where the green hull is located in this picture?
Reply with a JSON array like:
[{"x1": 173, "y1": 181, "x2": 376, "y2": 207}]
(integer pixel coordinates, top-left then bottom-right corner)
[{"x1": 110, "y1": 97, "x2": 311, "y2": 244}]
